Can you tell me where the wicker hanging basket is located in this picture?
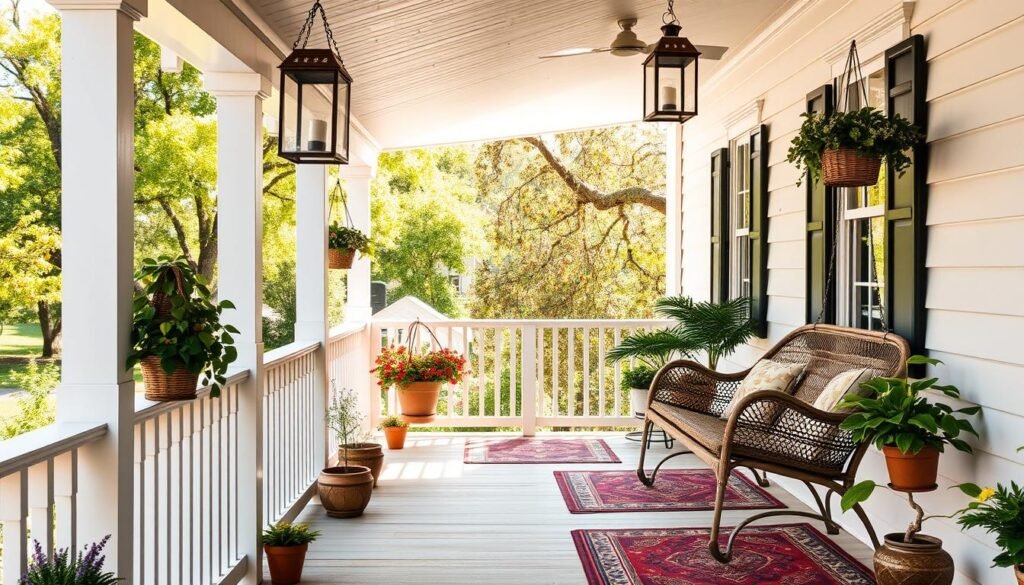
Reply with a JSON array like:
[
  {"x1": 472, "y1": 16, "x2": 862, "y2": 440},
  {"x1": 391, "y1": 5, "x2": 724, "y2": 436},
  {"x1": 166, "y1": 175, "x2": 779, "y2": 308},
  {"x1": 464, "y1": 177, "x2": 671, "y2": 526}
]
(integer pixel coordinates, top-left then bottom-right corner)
[
  {"x1": 328, "y1": 247, "x2": 356, "y2": 270},
  {"x1": 821, "y1": 148, "x2": 882, "y2": 188},
  {"x1": 141, "y1": 355, "x2": 199, "y2": 401}
]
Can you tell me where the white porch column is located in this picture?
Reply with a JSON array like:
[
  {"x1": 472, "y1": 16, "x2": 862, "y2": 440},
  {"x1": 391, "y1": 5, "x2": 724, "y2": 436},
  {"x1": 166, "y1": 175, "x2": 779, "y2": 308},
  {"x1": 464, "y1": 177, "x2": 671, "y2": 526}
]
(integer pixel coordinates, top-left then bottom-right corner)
[
  {"x1": 295, "y1": 164, "x2": 330, "y2": 465},
  {"x1": 50, "y1": 0, "x2": 146, "y2": 580},
  {"x1": 665, "y1": 123, "x2": 684, "y2": 296},
  {"x1": 339, "y1": 164, "x2": 376, "y2": 322},
  {"x1": 206, "y1": 71, "x2": 270, "y2": 585}
]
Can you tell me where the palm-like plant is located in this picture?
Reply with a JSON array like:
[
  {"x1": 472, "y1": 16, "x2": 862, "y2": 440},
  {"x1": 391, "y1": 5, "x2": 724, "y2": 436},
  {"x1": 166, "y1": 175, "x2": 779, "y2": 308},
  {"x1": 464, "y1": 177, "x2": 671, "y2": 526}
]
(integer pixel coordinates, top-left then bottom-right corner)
[{"x1": 607, "y1": 296, "x2": 755, "y2": 371}]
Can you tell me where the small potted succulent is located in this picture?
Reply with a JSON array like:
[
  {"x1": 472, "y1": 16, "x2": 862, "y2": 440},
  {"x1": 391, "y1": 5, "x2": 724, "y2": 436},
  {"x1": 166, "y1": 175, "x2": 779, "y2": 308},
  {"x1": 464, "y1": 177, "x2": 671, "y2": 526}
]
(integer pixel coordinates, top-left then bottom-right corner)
[
  {"x1": 22, "y1": 536, "x2": 118, "y2": 585},
  {"x1": 327, "y1": 223, "x2": 370, "y2": 270},
  {"x1": 263, "y1": 521, "x2": 320, "y2": 585},
  {"x1": 372, "y1": 338, "x2": 467, "y2": 424},
  {"x1": 379, "y1": 415, "x2": 409, "y2": 450},
  {"x1": 127, "y1": 256, "x2": 239, "y2": 401},
  {"x1": 320, "y1": 386, "x2": 375, "y2": 517},
  {"x1": 839, "y1": 355, "x2": 979, "y2": 490},
  {"x1": 622, "y1": 365, "x2": 658, "y2": 418},
  {"x1": 953, "y1": 472, "x2": 1024, "y2": 584},
  {"x1": 787, "y1": 106, "x2": 923, "y2": 187}
]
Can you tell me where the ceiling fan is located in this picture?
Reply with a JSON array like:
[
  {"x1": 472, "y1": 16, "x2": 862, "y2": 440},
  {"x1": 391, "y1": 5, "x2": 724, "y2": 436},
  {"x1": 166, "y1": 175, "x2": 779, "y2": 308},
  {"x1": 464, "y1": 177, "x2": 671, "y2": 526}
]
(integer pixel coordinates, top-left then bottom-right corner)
[{"x1": 539, "y1": 17, "x2": 728, "y2": 61}]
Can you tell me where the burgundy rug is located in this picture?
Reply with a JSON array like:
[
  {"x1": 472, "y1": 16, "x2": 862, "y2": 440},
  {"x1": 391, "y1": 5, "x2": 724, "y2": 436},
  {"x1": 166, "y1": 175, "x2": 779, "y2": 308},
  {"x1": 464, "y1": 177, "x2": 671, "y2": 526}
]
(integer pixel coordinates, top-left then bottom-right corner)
[
  {"x1": 573, "y1": 523, "x2": 874, "y2": 585},
  {"x1": 555, "y1": 469, "x2": 784, "y2": 513},
  {"x1": 463, "y1": 438, "x2": 621, "y2": 464}
]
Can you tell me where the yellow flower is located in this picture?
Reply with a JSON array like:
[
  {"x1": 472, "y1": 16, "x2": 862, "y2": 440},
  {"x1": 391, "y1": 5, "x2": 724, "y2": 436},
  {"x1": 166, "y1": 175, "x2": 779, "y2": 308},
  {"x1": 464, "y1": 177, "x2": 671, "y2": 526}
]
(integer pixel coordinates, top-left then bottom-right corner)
[{"x1": 977, "y1": 487, "x2": 996, "y2": 503}]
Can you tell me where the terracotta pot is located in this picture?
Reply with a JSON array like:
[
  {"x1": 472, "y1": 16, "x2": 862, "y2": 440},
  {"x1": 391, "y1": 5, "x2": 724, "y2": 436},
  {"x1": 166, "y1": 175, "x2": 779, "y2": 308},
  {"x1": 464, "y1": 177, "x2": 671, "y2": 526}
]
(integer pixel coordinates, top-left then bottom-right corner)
[
  {"x1": 317, "y1": 466, "x2": 373, "y2": 518},
  {"x1": 398, "y1": 381, "x2": 442, "y2": 424},
  {"x1": 629, "y1": 387, "x2": 650, "y2": 418},
  {"x1": 383, "y1": 426, "x2": 408, "y2": 450},
  {"x1": 140, "y1": 356, "x2": 199, "y2": 401},
  {"x1": 328, "y1": 247, "x2": 356, "y2": 269},
  {"x1": 337, "y1": 443, "x2": 383, "y2": 487},
  {"x1": 1016, "y1": 565, "x2": 1023, "y2": 585},
  {"x1": 882, "y1": 445, "x2": 939, "y2": 490},
  {"x1": 821, "y1": 147, "x2": 882, "y2": 188},
  {"x1": 265, "y1": 543, "x2": 308, "y2": 585},
  {"x1": 874, "y1": 533, "x2": 954, "y2": 585}
]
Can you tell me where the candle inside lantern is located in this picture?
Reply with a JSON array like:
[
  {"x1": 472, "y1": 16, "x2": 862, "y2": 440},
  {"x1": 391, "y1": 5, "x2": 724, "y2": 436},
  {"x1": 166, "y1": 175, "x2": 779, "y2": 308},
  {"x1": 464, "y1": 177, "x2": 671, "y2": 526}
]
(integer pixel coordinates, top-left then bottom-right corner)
[
  {"x1": 661, "y1": 86, "x2": 678, "y2": 111},
  {"x1": 307, "y1": 118, "x2": 328, "y2": 151}
]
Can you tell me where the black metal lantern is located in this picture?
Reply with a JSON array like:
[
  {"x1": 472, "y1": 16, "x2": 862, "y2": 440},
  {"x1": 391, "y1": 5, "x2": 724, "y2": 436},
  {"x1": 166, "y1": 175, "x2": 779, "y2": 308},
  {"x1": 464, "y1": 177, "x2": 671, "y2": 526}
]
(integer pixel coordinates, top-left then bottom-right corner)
[
  {"x1": 278, "y1": 0, "x2": 352, "y2": 164},
  {"x1": 643, "y1": 2, "x2": 699, "y2": 124}
]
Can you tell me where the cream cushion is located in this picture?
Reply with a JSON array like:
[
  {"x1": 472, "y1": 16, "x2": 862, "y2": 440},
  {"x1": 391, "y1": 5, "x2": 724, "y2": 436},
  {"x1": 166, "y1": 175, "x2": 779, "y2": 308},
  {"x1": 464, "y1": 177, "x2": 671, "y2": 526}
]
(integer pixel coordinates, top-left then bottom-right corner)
[
  {"x1": 721, "y1": 359, "x2": 806, "y2": 420},
  {"x1": 813, "y1": 367, "x2": 873, "y2": 412}
]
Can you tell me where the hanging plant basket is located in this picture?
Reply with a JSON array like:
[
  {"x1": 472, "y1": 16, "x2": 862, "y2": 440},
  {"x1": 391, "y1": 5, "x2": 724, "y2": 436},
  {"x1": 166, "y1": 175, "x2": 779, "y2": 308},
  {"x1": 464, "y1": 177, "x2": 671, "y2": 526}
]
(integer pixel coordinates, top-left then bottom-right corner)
[
  {"x1": 328, "y1": 247, "x2": 356, "y2": 270},
  {"x1": 822, "y1": 148, "x2": 882, "y2": 188},
  {"x1": 141, "y1": 356, "x2": 200, "y2": 401}
]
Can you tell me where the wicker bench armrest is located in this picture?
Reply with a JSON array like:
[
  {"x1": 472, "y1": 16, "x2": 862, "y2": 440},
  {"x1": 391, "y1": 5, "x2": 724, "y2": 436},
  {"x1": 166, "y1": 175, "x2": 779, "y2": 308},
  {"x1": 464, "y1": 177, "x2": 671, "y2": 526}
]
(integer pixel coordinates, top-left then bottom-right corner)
[{"x1": 648, "y1": 359, "x2": 747, "y2": 417}]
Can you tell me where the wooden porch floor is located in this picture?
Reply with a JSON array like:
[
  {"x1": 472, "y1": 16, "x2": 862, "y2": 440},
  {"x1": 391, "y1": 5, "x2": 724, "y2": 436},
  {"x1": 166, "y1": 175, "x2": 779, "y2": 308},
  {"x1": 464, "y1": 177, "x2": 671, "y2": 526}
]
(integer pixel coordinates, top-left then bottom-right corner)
[{"x1": 283, "y1": 432, "x2": 873, "y2": 584}]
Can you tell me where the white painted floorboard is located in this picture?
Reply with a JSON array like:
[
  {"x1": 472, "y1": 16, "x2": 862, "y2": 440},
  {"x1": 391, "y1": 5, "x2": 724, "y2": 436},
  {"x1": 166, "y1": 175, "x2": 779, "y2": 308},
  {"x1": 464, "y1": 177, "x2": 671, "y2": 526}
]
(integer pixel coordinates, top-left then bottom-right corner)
[{"x1": 280, "y1": 432, "x2": 874, "y2": 584}]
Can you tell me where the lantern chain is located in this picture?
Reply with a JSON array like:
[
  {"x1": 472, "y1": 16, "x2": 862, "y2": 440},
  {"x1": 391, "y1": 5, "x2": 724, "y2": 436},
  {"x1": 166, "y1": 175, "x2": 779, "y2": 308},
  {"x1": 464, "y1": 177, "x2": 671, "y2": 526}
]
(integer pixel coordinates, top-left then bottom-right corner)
[
  {"x1": 662, "y1": 0, "x2": 679, "y2": 25},
  {"x1": 293, "y1": 0, "x2": 345, "y2": 62}
]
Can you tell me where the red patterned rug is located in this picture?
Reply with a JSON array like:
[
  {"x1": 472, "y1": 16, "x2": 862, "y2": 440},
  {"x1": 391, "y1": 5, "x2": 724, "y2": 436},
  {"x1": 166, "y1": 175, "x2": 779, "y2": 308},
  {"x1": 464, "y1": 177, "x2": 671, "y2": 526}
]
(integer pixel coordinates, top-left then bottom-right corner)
[
  {"x1": 463, "y1": 438, "x2": 621, "y2": 464},
  {"x1": 573, "y1": 523, "x2": 874, "y2": 585},
  {"x1": 555, "y1": 469, "x2": 784, "y2": 513}
]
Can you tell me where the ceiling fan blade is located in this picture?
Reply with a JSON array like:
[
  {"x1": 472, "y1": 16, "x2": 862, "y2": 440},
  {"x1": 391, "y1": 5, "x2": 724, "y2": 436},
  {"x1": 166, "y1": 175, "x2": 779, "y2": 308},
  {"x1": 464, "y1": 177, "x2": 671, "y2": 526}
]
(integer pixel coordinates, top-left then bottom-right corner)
[
  {"x1": 695, "y1": 45, "x2": 729, "y2": 60},
  {"x1": 539, "y1": 47, "x2": 613, "y2": 59}
]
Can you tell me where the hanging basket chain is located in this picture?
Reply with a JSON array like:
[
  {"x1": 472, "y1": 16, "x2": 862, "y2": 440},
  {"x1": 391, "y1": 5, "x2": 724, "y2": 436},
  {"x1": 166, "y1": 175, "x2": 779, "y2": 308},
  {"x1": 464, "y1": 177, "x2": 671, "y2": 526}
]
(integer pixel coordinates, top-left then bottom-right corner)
[
  {"x1": 662, "y1": 0, "x2": 679, "y2": 25},
  {"x1": 292, "y1": 0, "x2": 345, "y2": 62},
  {"x1": 405, "y1": 319, "x2": 444, "y2": 359},
  {"x1": 328, "y1": 178, "x2": 355, "y2": 229}
]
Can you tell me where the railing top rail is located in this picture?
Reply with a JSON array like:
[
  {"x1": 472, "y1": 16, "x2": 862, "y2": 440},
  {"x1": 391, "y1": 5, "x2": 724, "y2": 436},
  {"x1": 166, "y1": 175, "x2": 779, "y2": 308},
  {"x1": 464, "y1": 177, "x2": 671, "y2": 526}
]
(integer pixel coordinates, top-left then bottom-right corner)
[
  {"x1": 328, "y1": 320, "x2": 367, "y2": 343},
  {"x1": 264, "y1": 339, "x2": 320, "y2": 370},
  {"x1": 370, "y1": 318, "x2": 675, "y2": 328},
  {"x1": 134, "y1": 368, "x2": 251, "y2": 422},
  {"x1": 0, "y1": 422, "x2": 107, "y2": 478}
]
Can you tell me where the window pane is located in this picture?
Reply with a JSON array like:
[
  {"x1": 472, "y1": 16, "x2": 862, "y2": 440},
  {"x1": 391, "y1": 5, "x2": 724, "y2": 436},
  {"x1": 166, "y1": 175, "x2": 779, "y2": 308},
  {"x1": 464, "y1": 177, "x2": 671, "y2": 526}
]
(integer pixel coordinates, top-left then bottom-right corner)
[{"x1": 850, "y1": 216, "x2": 886, "y2": 330}]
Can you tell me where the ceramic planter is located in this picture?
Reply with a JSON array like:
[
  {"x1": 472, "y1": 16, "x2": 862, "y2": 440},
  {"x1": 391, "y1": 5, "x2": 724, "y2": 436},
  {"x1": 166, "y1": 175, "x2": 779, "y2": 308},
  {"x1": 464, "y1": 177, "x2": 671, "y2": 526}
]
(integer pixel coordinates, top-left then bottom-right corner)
[
  {"x1": 398, "y1": 381, "x2": 442, "y2": 423},
  {"x1": 264, "y1": 543, "x2": 308, "y2": 585},
  {"x1": 337, "y1": 442, "x2": 383, "y2": 487},
  {"x1": 328, "y1": 247, "x2": 355, "y2": 269},
  {"x1": 318, "y1": 466, "x2": 373, "y2": 518},
  {"x1": 629, "y1": 387, "x2": 650, "y2": 418},
  {"x1": 874, "y1": 533, "x2": 954, "y2": 585},
  {"x1": 383, "y1": 426, "x2": 408, "y2": 449},
  {"x1": 821, "y1": 147, "x2": 882, "y2": 188},
  {"x1": 882, "y1": 445, "x2": 939, "y2": 490}
]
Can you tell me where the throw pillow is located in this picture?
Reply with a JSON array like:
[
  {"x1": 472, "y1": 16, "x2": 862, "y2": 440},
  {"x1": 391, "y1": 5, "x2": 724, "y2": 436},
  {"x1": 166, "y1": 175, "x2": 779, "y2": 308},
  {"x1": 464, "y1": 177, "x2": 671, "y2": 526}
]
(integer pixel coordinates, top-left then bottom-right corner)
[
  {"x1": 813, "y1": 367, "x2": 873, "y2": 412},
  {"x1": 721, "y1": 359, "x2": 806, "y2": 420}
]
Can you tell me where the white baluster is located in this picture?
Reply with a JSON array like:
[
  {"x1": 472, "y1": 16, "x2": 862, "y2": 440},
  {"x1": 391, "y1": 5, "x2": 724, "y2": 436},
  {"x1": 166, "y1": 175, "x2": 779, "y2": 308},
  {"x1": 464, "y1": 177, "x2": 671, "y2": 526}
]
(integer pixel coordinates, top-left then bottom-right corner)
[{"x1": 1, "y1": 470, "x2": 28, "y2": 582}]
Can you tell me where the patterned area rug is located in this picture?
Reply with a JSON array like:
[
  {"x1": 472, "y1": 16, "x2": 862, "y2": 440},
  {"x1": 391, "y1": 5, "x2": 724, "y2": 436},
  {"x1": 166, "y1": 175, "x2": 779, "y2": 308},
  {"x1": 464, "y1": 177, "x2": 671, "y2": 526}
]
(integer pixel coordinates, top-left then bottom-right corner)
[
  {"x1": 554, "y1": 469, "x2": 785, "y2": 513},
  {"x1": 573, "y1": 523, "x2": 874, "y2": 585},
  {"x1": 463, "y1": 438, "x2": 621, "y2": 464}
]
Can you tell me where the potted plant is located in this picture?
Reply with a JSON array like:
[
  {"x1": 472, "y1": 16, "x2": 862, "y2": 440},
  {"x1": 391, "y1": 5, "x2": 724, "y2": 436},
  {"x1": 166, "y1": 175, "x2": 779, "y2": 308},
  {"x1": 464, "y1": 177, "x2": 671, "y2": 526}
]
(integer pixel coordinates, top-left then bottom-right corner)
[
  {"x1": 22, "y1": 536, "x2": 118, "y2": 585},
  {"x1": 623, "y1": 365, "x2": 657, "y2": 418},
  {"x1": 379, "y1": 415, "x2": 409, "y2": 449},
  {"x1": 787, "y1": 106, "x2": 923, "y2": 187},
  {"x1": 127, "y1": 256, "x2": 239, "y2": 401},
  {"x1": 839, "y1": 355, "x2": 979, "y2": 490},
  {"x1": 263, "y1": 521, "x2": 320, "y2": 585},
  {"x1": 372, "y1": 342, "x2": 467, "y2": 424},
  {"x1": 953, "y1": 475, "x2": 1024, "y2": 584},
  {"x1": 326, "y1": 383, "x2": 384, "y2": 487},
  {"x1": 320, "y1": 386, "x2": 375, "y2": 517},
  {"x1": 327, "y1": 223, "x2": 370, "y2": 270}
]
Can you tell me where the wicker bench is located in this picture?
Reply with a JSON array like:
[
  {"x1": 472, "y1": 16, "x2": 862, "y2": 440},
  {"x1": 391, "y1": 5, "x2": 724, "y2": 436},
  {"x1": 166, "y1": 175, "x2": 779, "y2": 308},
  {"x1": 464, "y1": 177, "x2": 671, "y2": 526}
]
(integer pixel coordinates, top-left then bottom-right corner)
[{"x1": 637, "y1": 324, "x2": 909, "y2": 562}]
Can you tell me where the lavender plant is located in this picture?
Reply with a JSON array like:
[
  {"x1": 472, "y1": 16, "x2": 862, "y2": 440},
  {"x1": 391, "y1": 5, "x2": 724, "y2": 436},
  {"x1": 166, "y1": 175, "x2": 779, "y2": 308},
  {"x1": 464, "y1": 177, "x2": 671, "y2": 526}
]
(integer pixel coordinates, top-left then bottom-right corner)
[{"x1": 21, "y1": 536, "x2": 119, "y2": 585}]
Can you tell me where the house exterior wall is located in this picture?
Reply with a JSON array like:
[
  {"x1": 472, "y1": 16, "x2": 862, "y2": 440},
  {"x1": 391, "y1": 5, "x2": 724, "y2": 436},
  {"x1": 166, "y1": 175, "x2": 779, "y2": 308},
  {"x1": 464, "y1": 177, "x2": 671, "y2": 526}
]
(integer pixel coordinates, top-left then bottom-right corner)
[{"x1": 679, "y1": 1, "x2": 1024, "y2": 582}]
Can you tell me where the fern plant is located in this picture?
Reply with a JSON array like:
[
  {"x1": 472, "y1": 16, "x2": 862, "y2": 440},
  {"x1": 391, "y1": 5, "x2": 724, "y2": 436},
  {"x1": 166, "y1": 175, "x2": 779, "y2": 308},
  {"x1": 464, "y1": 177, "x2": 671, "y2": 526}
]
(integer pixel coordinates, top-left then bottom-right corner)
[{"x1": 262, "y1": 521, "x2": 320, "y2": 547}]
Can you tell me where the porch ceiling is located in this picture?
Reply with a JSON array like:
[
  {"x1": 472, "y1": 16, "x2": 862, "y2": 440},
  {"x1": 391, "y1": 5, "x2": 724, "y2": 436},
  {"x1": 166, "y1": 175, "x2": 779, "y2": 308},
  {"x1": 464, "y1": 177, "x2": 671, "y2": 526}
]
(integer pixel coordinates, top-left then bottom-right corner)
[{"x1": 244, "y1": 0, "x2": 793, "y2": 149}]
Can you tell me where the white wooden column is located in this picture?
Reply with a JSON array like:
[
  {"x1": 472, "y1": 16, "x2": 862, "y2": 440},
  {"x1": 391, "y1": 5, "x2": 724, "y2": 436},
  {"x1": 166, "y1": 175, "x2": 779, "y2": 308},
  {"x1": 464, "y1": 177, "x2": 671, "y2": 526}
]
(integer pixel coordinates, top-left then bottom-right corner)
[
  {"x1": 206, "y1": 71, "x2": 269, "y2": 585},
  {"x1": 339, "y1": 164, "x2": 375, "y2": 322},
  {"x1": 664, "y1": 123, "x2": 684, "y2": 296},
  {"x1": 295, "y1": 164, "x2": 329, "y2": 466},
  {"x1": 50, "y1": 1, "x2": 146, "y2": 580}
]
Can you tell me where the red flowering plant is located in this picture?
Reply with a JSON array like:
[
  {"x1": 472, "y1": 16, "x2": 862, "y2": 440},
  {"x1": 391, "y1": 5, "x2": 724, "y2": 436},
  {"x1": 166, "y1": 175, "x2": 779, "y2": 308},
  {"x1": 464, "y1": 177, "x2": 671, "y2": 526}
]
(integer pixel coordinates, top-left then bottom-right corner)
[{"x1": 372, "y1": 345, "x2": 468, "y2": 388}]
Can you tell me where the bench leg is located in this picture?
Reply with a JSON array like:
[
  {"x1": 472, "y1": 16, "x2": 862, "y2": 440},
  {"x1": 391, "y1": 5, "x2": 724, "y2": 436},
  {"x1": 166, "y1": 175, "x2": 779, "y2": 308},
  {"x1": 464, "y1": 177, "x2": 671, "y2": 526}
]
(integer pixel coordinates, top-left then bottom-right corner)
[
  {"x1": 707, "y1": 469, "x2": 732, "y2": 563},
  {"x1": 745, "y1": 467, "x2": 769, "y2": 487},
  {"x1": 636, "y1": 420, "x2": 655, "y2": 486},
  {"x1": 804, "y1": 481, "x2": 840, "y2": 535}
]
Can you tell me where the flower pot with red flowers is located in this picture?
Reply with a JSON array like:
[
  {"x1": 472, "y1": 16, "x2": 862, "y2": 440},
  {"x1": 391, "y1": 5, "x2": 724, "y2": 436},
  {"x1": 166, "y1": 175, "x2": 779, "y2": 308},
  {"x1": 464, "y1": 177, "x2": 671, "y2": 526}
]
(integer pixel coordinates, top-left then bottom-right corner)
[
  {"x1": 263, "y1": 521, "x2": 320, "y2": 585},
  {"x1": 379, "y1": 415, "x2": 409, "y2": 449},
  {"x1": 371, "y1": 320, "x2": 467, "y2": 424}
]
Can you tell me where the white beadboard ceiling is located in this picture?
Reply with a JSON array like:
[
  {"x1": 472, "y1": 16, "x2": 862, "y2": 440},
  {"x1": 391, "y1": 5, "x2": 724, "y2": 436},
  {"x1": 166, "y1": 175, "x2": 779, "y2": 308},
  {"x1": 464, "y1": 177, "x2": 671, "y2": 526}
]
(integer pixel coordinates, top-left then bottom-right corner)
[{"x1": 249, "y1": 0, "x2": 791, "y2": 149}]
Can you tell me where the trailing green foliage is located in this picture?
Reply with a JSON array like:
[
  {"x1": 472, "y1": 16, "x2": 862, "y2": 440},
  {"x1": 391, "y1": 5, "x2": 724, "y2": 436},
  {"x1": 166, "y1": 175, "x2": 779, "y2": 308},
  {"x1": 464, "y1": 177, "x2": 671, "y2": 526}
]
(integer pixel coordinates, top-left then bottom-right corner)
[
  {"x1": 622, "y1": 365, "x2": 657, "y2": 390},
  {"x1": 839, "y1": 355, "x2": 979, "y2": 455},
  {"x1": 953, "y1": 482, "x2": 1024, "y2": 568},
  {"x1": 262, "y1": 521, "x2": 320, "y2": 547},
  {"x1": 126, "y1": 256, "x2": 239, "y2": 397},
  {"x1": 787, "y1": 107, "x2": 922, "y2": 185},
  {"x1": 606, "y1": 296, "x2": 755, "y2": 370},
  {"x1": 328, "y1": 223, "x2": 371, "y2": 254}
]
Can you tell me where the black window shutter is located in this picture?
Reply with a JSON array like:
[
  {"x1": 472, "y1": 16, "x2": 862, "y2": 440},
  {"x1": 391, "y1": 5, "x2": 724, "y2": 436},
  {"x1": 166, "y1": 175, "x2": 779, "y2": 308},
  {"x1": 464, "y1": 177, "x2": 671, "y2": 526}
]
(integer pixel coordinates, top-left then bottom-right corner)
[
  {"x1": 885, "y1": 34, "x2": 928, "y2": 371},
  {"x1": 805, "y1": 85, "x2": 836, "y2": 324},
  {"x1": 709, "y1": 148, "x2": 729, "y2": 303},
  {"x1": 748, "y1": 125, "x2": 769, "y2": 338}
]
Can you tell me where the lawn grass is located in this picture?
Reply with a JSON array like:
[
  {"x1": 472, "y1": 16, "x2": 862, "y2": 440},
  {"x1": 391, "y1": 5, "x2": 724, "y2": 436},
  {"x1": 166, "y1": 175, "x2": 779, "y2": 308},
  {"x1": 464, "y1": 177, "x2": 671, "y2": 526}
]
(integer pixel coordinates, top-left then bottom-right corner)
[{"x1": 0, "y1": 323, "x2": 43, "y2": 356}]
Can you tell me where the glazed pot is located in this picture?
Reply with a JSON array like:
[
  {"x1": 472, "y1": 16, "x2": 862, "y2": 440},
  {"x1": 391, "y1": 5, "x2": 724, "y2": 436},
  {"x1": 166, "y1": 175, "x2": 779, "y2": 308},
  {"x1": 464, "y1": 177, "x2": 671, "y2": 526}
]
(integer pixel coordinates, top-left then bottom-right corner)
[
  {"x1": 264, "y1": 543, "x2": 308, "y2": 585},
  {"x1": 1015, "y1": 565, "x2": 1023, "y2": 585},
  {"x1": 882, "y1": 445, "x2": 939, "y2": 490},
  {"x1": 317, "y1": 466, "x2": 373, "y2": 518},
  {"x1": 398, "y1": 381, "x2": 442, "y2": 423},
  {"x1": 338, "y1": 442, "x2": 383, "y2": 487},
  {"x1": 629, "y1": 387, "x2": 650, "y2": 418},
  {"x1": 874, "y1": 533, "x2": 954, "y2": 585},
  {"x1": 383, "y1": 426, "x2": 408, "y2": 450}
]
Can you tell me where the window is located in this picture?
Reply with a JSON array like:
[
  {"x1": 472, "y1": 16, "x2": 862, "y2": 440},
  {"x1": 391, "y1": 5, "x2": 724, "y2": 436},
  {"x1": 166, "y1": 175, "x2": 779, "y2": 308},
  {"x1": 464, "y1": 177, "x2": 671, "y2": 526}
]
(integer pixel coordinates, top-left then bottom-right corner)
[{"x1": 728, "y1": 136, "x2": 751, "y2": 300}]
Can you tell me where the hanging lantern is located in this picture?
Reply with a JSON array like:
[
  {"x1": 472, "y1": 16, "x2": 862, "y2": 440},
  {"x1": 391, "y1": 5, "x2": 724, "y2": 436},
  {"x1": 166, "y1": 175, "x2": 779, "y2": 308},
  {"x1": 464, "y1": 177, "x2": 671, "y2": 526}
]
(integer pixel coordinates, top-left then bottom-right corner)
[
  {"x1": 643, "y1": 1, "x2": 699, "y2": 124},
  {"x1": 278, "y1": 0, "x2": 352, "y2": 164}
]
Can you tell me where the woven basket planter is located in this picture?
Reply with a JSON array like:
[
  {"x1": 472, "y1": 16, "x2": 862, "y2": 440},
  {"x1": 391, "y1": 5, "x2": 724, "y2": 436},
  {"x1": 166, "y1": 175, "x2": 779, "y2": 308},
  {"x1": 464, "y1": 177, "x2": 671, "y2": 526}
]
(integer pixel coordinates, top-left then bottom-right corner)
[
  {"x1": 141, "y1": 355, "x2": 199, "y2": 401},
  {"x1": 822, "y1": 148, "x2": 882, "y2": 188},
  {"x1": 328, "y1": 248, "x2": 356, "y2": 270}
]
